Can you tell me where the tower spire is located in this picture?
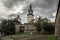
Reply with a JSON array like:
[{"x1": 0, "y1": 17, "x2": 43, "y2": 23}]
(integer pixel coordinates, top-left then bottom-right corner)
[
  {"x1": 17, "y1": 12, "x2": 21, "y2": 23},
  {"x1": 17, "y1": 12, "x2": 20, "y2": 18},
  {"x1": 17, "y1": 12, "x2": 21, "y2": 20},
  {"x1": 28, "y1": 4, "x2": 33, "y2": 15},
  {"x1": 30, "y1": 4, "x2": 32, "y2": 10}
]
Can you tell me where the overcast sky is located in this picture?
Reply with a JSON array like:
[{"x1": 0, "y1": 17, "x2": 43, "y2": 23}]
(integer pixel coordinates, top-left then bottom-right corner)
[{"x1": 0, "y1": 0, "x2": 59, "y2": 24}]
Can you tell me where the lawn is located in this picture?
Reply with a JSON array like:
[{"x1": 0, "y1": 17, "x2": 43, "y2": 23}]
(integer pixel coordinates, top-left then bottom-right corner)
[
  {"x1": 4, "y1": 32, "x2": 38, "y2": 39},
  {"x1": 3, "y1": 33, "x2": 57, "y2": 40},
  {"x1": 44, "y1": 35, "x2": 57, "y2": 40}
]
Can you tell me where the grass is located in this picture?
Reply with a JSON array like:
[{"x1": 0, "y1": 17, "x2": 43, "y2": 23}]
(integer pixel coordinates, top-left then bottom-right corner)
[
  {"x1": 3, "y1": 33, "x2": 57, "y2": 40},
  {"x1": 4, "y1": 32, "x2": 38, "y2": 39},
  {"x1": 44, "y1": 35, "x2": 57, "y2": 40}
]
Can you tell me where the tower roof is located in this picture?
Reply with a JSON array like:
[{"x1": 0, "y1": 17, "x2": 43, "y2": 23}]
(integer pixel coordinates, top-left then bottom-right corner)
[
  {"x1": 17, "y1": 12, "x2": 20, "y2": 18},
  {"x1": 13, "y1": 12, "x2": 21, "y2": 23},
  {"x1": 27, "y1": 4, "x2": 34, "y2": 16},
  {"x1": 30, "y1": 4, "x2": 32, "y2": 10},
  {"x1": 17, "y1": 13, "x2": 21, "y2": 20},
  {"x1": 28, "y1": 4, "x2": 33, "y2": 11},
  {"x1": 17, "y1": 14, "x2": 19, "y2": 18}
]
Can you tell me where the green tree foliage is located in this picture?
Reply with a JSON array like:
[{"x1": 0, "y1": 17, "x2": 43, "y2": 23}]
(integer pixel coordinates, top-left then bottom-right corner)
[
  {"x1": 41, "y1": 18, "x2": 55, "y2": 34},
  {"x1": 44, "y1": 23, "x2": 55, "y2": 34},
  {"x1": 0, "y1": 19, "x2": 15, "y2": 35},
  {"x1": 33, "y1": 17, "x2": 42, "y2": 33},
  {"x1": 42, "y1": 18, "x2": 55, "y2": 34},
  {"x1": 34, "y1": 17, "x2": 55, "y2": 34}
]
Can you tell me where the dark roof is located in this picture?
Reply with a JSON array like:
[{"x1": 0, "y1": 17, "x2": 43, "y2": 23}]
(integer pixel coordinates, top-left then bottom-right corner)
[
  {"x1": 27, "y1": 4, "x2": 34, "y2": 16},
  {"x1": 28, "y1": 4, "x2": 33, "y2": 11},
  {"x1": 27, "y1": 13, "x2": 34, "y2": 16},
  {"x1": 13, "y1": 18, "x2": 21, "y2": 23}
]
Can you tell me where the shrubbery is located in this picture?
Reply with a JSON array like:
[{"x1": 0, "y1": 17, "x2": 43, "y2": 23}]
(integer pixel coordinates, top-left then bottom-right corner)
[
  {"x1": 0, "y1": 19, "x2": 15, "y2": 35},
  {"x1": 34, "y1": 17, "x2": 55, "y2": 34}
]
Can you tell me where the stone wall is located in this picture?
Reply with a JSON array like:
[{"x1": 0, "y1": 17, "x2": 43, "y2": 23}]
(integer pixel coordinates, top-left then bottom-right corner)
[
  {"x1": 55, "y1": 8, "x2": 60, "y2": 36},
  {"x1": 15, "y1": 23, "x2": 21, "y2": 33},
  {"x1": 27, "y1": 15, "x2": 34, "y2": 23},
  {"x1": 24, "y1": 24, "x2": 36, "y2": 32}
]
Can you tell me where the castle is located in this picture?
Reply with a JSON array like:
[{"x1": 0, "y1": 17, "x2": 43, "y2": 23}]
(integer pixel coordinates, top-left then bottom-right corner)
[{"x1": 14, "y1": 4, "x2": 38, "y2": 33}]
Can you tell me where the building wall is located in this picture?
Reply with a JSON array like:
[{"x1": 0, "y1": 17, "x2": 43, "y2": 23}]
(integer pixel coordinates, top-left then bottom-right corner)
[
  {"x1": 20, "y1": 26, "x2": 24, "y2": 32},
  {"x1": 34, "y1": 16, "x2": 39, "y2": 23},
  {"x1": 27, "y1": 15, "x2": 34, "y2": 23},
  {"x1": 15, "y1": 23, "x2": 21, "y2": 33},
  {"x1": 55, "y1": 8, "x2": 60, "y2": 36},
  {"x1": 24, "y1": 24, "x2": 36, "y2": 32}
]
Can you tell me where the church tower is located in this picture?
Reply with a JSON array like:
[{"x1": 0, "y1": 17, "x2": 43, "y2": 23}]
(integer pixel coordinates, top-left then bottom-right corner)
[
  {"x1": 17, "y1": 14, "x2": 21, "y2": 23},
  {"x1": 15, "y1": 13, "x2": 21, "y2": 33},
  {"x1": 14, "y1": 12, "x2": 21, "y2": 23},
  {"x1": 27, "y1": 4, "x2": 34, "y2": 23}
]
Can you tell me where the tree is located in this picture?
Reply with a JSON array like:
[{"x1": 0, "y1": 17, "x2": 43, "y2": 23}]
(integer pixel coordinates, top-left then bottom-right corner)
[
  {"x1": 33, "y1": 17, "x2": 42, "y2": 34},
  {"x1": 0, "y1": 19, "x2": 15, "y2": 35},
  {"x1": 44, "y1": 23, "x2": 55, "y2": 34},
  {"x1": 34, "y1": 17, "x2": 55, "y2": 34},
  {"x1": 41, "y1": 18, "x2": 55, "y2": 34}
]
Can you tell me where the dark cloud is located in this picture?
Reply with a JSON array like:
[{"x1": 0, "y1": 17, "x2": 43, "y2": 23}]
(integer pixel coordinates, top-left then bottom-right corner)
[
  {"x1": 3, "y1": 0, "x2": 26, "y2": 9},
  {"x1": 20, "y1": 0, "x2": 58, "y2": 19},
  {"x1": 8, "y1": 14, "x2": 17, "y2": 17},
  {"x1": 0, "y1": 0, "x2": 59, "y2": 23},
  {"x1": 32, "y1": 0, "x2": 58, "y2": 19},
  {"x1": 32, "y1": 0, "x2": 58, "y2": 9}
]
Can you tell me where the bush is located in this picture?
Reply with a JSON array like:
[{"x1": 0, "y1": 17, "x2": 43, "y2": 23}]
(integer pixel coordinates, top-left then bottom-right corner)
[{"x1": 0, "y1": 19, "x2": 15, "y2": 35}]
